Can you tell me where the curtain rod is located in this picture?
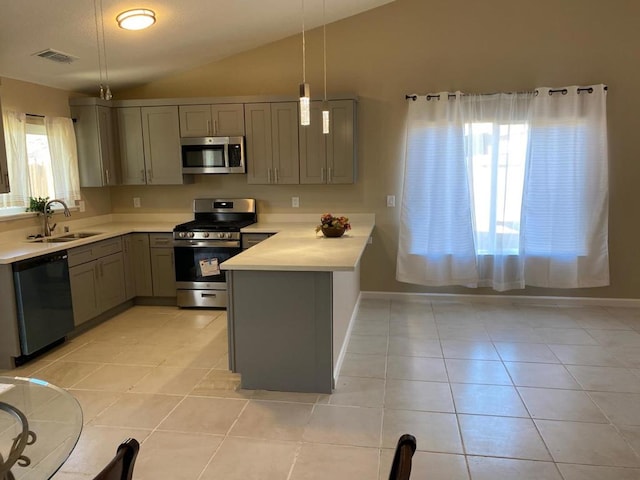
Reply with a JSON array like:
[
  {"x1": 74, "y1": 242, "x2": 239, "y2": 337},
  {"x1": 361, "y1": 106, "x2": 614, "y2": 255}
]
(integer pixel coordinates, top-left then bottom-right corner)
[
  {"x1": 25, "y1": 113, "x2": 45, "y2": 118},
  {"x1": 405, "y1": 86, "x2": 607, "y2": 101}
]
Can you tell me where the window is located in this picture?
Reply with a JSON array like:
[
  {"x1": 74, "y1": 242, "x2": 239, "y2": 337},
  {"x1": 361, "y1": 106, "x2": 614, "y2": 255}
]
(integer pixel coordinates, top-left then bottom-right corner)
[
  {"x1": 397, "y1": 86, "x2": 609, "y2": 291},
  {"x1": 0, "y1": 111, "x2": 80, "y2": 216}
]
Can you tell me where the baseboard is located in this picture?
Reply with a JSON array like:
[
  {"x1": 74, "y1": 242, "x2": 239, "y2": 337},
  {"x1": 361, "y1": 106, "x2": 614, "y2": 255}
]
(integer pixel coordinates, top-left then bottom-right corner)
[
  {"x1": 333, "y1": 292, "x2": 362, "y2": 383},
  {"x1": 360, "y1": 291, "x2": 640, "y2": 308}
]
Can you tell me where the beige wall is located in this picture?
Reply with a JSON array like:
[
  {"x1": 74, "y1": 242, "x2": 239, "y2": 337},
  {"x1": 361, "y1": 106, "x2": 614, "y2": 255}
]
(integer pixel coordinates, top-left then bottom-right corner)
[
  {"x1": 115, "y1": 0, "x2": 640, "y2": 298},
  {"x1": 0, "y1": 77, "x2": 112, "y2": 234},
  {"x1": 6, "y1": 0, "x2": 629, "y2": 298}
]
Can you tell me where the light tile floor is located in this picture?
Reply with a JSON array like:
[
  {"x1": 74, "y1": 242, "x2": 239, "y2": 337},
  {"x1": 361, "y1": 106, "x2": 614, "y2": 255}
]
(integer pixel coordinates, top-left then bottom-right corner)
[{"x1": 3, "y1": 298, "x2": 640, "y2": 479}]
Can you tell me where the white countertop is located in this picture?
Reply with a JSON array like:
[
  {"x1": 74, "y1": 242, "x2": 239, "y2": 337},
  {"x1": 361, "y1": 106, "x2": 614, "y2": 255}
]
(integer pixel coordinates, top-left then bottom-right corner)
[
  {"x1": 223, "y1": 217, "x2": 375, "y2": 272},
  {"x1": 0, "y1": 221, "x2": 176, "y2": 264},
  {"x1": 0, "y1": 214, "x2": 376, "y2": 271}
]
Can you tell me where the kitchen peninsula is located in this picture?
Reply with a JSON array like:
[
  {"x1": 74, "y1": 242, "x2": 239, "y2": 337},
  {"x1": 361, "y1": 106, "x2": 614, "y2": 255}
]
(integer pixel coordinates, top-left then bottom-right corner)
[{"x1": 223, "y1": 214, "x2": 375, "y2": 393}]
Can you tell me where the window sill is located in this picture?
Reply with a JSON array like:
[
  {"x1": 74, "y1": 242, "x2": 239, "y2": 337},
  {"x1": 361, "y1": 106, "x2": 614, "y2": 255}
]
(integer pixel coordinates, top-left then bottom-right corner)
[{"x1": 0, "y1": 207, "x2": 80, "y2": 222}]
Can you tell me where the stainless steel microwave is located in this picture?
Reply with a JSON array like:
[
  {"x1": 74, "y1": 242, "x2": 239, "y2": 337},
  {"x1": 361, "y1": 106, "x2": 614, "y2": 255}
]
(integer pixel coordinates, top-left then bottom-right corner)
[{"x1": 181, "y1": 136, "x2": 246, "y2": 174}]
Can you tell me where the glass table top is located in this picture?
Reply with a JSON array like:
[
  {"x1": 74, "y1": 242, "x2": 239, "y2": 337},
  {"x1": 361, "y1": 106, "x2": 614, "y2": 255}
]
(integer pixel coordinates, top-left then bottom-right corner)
[{"x1": 0, "y1": 376, "x2": 82, "y2": 480}]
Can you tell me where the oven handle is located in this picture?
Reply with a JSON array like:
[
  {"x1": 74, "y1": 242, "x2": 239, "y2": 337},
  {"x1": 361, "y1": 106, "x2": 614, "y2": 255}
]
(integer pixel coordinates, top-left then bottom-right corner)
[{"x1": 173, "y1": 240, "x2": 241, "y2": 248}]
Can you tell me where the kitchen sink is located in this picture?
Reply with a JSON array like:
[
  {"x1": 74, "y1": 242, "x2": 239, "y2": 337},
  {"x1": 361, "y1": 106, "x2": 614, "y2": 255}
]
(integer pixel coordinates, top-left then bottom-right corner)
[
  {"x1": 57, "y1": 232, "x2": 101, "y2": 239},
  {"x1": 30, "y1": 232, "x2": 102, "y2": 243}
]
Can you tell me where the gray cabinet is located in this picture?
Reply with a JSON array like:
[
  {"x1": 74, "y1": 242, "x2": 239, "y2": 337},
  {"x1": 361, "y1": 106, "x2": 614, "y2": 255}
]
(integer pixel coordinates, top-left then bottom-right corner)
[
  {"x1": 117, "y1": 106, "x2": 185, "y2": 185},
  {"x1": 179, "y1": 104, "x2": 245, "y2": 137},
  {"x1": 124, "y1": 233, "x2": 153, "y2": 297},
  {"x1": 300, "y1": 100, "x2": 356, "y2": 184},
  {"x1": 242, "y1": 233, "x2": 274, "y2": 249},
  {"x1": 70, "y1": 105, "x2": 119, "y2": 187},
  {"x1": 149, "y1": 233, "x2": 176, "y2": 297},
  {"x1": 245, "y1": 102, "x2": 299, "y2": 184},
  {"x1": 0, "y1": 97, "x2": 10, "y2": 193},
  {"x1": 68, "y1": 237, "x2": 126, "y2": 326}
]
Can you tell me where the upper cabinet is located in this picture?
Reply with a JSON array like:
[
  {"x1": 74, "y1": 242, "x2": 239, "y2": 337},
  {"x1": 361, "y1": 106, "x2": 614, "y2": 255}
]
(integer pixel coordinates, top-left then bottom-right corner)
[
  {"x1": 70, "y1": 105, "x2": 119, "y2": 187},
  {"x1": 117, "y1": 106, "x2": 185, "y2": 185},
  {"x1": 245, "y1": 102, "x2": 299, "y2": 185},
  {"x1": 179, "y1": 104, "x2": 245, "y2": 137},
  {"x1": 299, "y1": 100, "x2": 356, "y2": 184},
  {"x1": 0, "y1": 97, "x2": 10, "y2": 193}
]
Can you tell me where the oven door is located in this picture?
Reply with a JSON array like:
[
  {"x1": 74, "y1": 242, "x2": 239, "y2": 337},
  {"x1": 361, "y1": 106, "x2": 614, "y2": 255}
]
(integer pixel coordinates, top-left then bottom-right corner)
[{"x1": 173, "y1": 240, "x2": 241, "y2": 288}]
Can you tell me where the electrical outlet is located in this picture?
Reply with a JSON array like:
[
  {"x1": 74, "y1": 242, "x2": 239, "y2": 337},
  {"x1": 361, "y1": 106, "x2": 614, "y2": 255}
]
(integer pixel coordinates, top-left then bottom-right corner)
[
  {"x1": 133, "y1": 197, "x2": 141, "y2": 208},
  {"x1": 78, "y1": 200, "x2": 86, "y2": 212},
  {"x1": 386, "y1": 195, "x2": 396, "y2": 207},
  {"x1": 292, "y1": 196, "x2": 300, "y2": 208}
]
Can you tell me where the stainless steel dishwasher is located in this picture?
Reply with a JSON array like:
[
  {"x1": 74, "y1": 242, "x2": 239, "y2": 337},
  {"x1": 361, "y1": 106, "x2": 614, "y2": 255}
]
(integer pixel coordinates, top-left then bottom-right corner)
[{"x1": 12, "y1": 251, "x2": 75, "y2": 355}]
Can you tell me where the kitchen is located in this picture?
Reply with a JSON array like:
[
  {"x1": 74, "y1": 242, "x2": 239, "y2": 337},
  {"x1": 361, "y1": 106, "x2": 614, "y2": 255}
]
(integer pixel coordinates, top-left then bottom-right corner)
[{"x1": 1, "y1": 0, "x2": 640, "y2": 478}]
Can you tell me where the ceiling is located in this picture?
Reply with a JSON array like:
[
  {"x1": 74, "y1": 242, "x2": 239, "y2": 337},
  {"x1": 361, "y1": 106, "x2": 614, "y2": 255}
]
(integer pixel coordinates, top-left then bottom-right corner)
[{"x1": 0, "y1": 0, "x2": 394, "y2": 95}]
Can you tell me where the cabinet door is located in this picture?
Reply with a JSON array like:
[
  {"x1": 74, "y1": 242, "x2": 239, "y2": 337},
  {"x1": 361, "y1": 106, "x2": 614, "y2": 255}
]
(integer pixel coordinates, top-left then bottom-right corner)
[
  {"x1": 326, "y1": 100, "x2": 356, "y2": 184},
  {"x1": 150, "y1": 247, "x2": 176, "y2": 297},
  {"x1": 69, "y1": 261, "x2": 100, "y2": 326},
  {"x1": 97, "y1": 106, "x2": 119, "y2": 186},
  {"x1": 131, "y1": 233, "x2": 153, "y2": 296},
  {"x1": 122, "y1": 235, "x2": 135, "y2": 300},
  {"x1": 179, "y1": 105, "x2": 211, "y2": 137},
  {"x1": 245, "y1": 103, "x2": 273, "y2": 184},
  {"x1": 98, "y1": 252, "x2": 126, "y2": 311},
  {"x1": 299, "y1": 102, "x2": 327, "y2": 184},
  {"x1": 211, "y1": 104, "x2": 245, "y2": 136},
  {"x1": 141, "y1": 106, "x2": 183, "y2": 185},
  {"x1": 0, "y1": 97, "x2": 10, "y2": 193},
  {"x1": 271, "y1": 102, "x2": 299, "y2": 184},
  {"x1": 71, "y1": 105, "x2": 110, "y2": 187},
  {"x1": 117, "y1": 107, "x2": 146, "y2": 185}
]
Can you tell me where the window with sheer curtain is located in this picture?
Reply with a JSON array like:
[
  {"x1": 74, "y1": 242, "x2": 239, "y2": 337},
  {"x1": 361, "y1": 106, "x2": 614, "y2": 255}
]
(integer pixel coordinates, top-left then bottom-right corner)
[
  {"x1": 0, "y1": 111, "x2": 81, "y2": 215},
  {"x1": 397, "y1": 85, "x2": 609, "y2": 291}
]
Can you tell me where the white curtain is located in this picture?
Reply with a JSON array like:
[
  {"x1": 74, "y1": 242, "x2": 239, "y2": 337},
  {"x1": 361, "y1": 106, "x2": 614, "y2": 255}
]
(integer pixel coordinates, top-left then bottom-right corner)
[
  {"x1": 45, "y1": 116, "x2": 81, "y2": 203},
  {"x1": 0, "y1": 110, "x2": 30, "y2": 208},
  {"x1": 522, "y1": 86, "x2": 609, "y2": 287},
  {"x1": 397, "y1": 85, "x2": 609, "y2": 291}
]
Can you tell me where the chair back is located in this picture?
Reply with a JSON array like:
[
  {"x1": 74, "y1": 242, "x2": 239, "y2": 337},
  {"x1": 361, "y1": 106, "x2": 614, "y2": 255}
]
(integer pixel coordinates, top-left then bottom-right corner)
[
  {"x1": 93, "y1": 438, "x2": 140, "y2": 480},
  {"x1": 388, "y1": 434, "x2": 417, "y2": 480}
]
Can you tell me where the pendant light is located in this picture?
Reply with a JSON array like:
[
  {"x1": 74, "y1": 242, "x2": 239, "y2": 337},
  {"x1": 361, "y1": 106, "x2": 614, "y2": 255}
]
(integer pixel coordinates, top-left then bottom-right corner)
[
  {"x1": 299, "y1": 0, "x2": 310, "y2": 126},
  {"x1": 322, "y1": 0, "x2": 330, "y2": 134},
  {"x1": 94, "y1": 0, "x2": 112, "y2": 100}
]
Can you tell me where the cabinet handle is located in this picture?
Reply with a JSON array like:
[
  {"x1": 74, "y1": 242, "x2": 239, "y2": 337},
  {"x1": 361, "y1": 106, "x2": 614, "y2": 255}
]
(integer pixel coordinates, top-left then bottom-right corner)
[
  {"x1": 105, "y1": 169, "x2": 111, "y2": 185},
  {"x1": 207, "y1": 119, "x2": 212, "y2": 136},
  {"x1": 141, "y1": 169, "x2": 145, "y2": 183},
  {"x1": 213, "y1": 120, "x2": 218, "y2": 135},
  {"x1": 201, "y1": 293, "x2": 217, "y2": 298},
  {"x1": 267, "y1": 168, "x2": 272, "y2": 184},
  {"x1": 328, "y1": 167, "x2": 332, "y2": 184},
  {"x1": 274, "y1": 168, "x2": 279, "y2": 184},
  {"x1": 147, "y1": 169, "x2": 152, "y2": 183},
  {"x1": 321, "y1": 167, "x2": 325, "y2": 182}
]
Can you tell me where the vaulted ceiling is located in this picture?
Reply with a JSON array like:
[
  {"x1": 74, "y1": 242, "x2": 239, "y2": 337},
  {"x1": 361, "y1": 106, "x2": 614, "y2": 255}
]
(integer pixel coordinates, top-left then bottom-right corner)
[{"x1": 0, "y1": 0, "x2": 394, "y2": 94}]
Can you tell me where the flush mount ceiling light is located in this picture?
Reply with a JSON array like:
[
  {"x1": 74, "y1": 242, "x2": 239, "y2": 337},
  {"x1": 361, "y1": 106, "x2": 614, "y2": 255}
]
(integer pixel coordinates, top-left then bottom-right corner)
[{"x1": 116, "y1": 9, "x2": 156, "y2": 30}]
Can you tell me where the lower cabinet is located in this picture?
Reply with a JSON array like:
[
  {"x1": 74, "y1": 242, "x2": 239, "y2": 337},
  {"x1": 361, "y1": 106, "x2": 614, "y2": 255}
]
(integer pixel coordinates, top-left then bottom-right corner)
[
  {"x1": 149, "y1": 233, "x2": 176, "y2": 297},
  {"x1": 68, "y1": 238, "x2": 126, "y2": 326},
  {"x1": 124, "y1": 233, "x2": 153, "y2": 297}
]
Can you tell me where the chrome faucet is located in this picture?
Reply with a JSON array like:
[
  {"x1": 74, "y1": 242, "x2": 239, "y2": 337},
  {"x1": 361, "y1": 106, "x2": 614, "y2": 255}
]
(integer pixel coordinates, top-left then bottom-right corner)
[{"x1": 43, "y1": 199, "x2": 71, "y2": 236}]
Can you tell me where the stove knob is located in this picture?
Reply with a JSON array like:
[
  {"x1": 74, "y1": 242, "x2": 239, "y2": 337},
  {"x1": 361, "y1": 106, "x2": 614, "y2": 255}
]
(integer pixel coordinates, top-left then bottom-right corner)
[
  {"x1": 203, "y1": 232, "x2": 210, "y2": 238},
  {"x1": 226, "y1": 232, "x2": 233, "y2": 239},
  {"x1": 217, "y1": 232, "x2": 224, "y2": 239},
  {"x1": 187, "y1": 232, "x2": 195, "y2": 238}
]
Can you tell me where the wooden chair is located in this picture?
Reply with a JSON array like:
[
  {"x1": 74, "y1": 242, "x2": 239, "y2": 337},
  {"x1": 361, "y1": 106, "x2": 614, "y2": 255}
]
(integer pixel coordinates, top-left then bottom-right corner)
[
  {"x1": 93, "y1": 438, "x2": 140, "y2": 480},
  {"x1": 388, "y1": 434, "x2": 417, "y2": 480}
]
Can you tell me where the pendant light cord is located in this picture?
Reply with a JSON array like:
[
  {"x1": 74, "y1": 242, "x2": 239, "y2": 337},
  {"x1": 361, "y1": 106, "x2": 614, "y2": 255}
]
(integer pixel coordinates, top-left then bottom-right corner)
[
  {"x1": 93, "y1": 0, "x2": 104, "y2": 87},
  {"x1": 99, "y1": 0, "x2": 109, "y2": 86},
  {"x1": 302, "y1": 0, "x2": 306, "y2": 84},
  {"x1": 323, "y1": 0, "x2": 327, "y2": 101}
]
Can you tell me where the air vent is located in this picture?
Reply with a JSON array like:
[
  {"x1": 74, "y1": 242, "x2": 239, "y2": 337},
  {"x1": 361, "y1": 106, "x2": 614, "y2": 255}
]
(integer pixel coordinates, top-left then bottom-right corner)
[{"x1": 33, "y1": 49, "x2": 77, "y2": 64}]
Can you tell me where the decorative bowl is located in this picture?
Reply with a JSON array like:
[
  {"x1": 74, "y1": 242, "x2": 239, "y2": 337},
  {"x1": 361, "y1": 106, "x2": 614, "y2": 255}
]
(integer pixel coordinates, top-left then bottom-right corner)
[{"x1": 322, "y1": 226, "x2": 346, "y2": 238}]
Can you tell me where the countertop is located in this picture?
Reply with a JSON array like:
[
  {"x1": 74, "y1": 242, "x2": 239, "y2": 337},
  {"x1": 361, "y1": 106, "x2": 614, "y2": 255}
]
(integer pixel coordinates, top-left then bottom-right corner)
[
  {"x1": 0, "y1": 214, "x2": 376, "y2": 271},
  {"x1": 223, "y1": 218, "x2": 375, "y2": 272},
  {"x1": 0, "y1": 222, "x2": 176, "y2": 265}
]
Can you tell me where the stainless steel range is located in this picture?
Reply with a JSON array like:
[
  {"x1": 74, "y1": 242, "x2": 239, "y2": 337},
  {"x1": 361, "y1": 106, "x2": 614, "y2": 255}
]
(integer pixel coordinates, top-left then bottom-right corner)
[{"x1": 173, "y1": 198, "x2": 256, "y2": 308}]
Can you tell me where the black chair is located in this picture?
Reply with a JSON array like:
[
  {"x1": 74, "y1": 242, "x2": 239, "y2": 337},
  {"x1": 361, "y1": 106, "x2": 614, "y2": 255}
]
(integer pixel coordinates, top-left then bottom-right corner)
[
  {"x1": 388, "y1": 434, "x2": 417, "y2": 480},
  {"x1": 93, "y1": 438, "x2": 140, "y2": 480}
]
